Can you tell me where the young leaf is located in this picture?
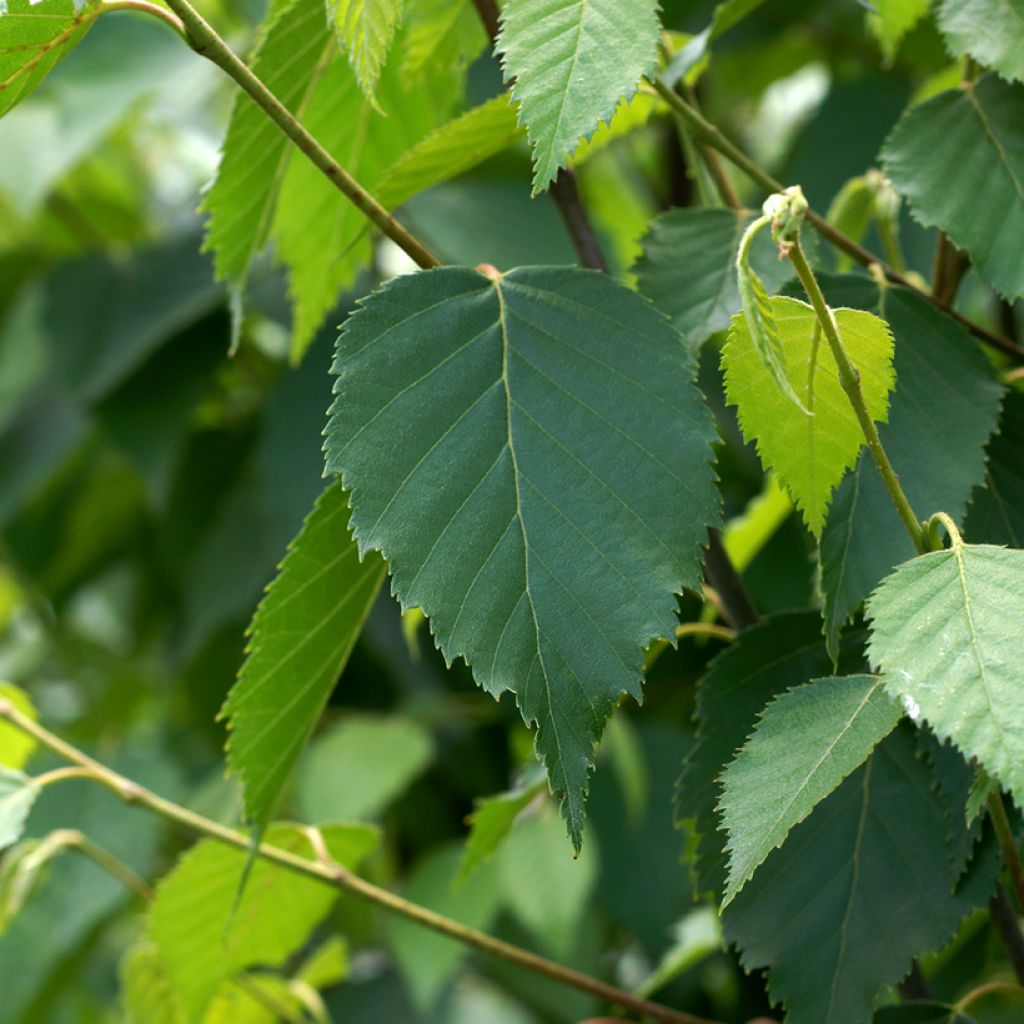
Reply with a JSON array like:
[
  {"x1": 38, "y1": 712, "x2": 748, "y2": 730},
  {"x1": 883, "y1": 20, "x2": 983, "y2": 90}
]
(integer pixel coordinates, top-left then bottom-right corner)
[
  {"x1": 678, "y1": 611, "x2": 863, "y2": 898},
  {"x1": 633, "y1": 207, "x2": 794, "y2": 353},
  {"x1": 222, "y1": 481, "x2": 386, "y2": 834},
  {"x1": 147, "y1": 823, "x2": 378, "y2": 1021},
  {"x1": 866, "y1": 0, "x2": 930, "y2": 61},
  {"x1": 327, "y1": 0, "x2": 405, "y2": 98},
  {"x1": 882, "y1": 74, "x2": 1024, "y2": 300},
  {"x1": 0, "y1": 768, "x2": 38, "y2": 849},
  {"x1": 965, "y1": 390, "x2": 1024, "y2": 546},
  {"x1": 937, "y1": 0, "x2": 1024, "y2": 85},
  {"x1": 324, "y1": 266, "x2": 720, "y2": 846},
  {"x1": 723, "y1": 728, "x2": 986, "y2": 1024},
  {"x1": 496, "y1": 0, "x2": 662, "y2": 192},
  {"x1": 720, "y1": 674, "x2": 901, "y2": 904},
  {"x1": 816, "y1": 277, "x2": 1002, "y2": 658},
  {"x1": 0, "y1": 682, "x2": 36, "y2": 770},
  {"x1": 723, "y1": 295, "x2": 895, "y2": 535},
  {"x1": 0, "y1": 0, "x2": 98, "y2": 118},
  {"x1": 867, "y1": 538, "x2": 1024, "y2": 807},
  {"x1": 376, "y1": 94, "x2": 524, "y2": 209},
  {"x1": 400, "y1": 0, "x2": 486, "y2": 81}
]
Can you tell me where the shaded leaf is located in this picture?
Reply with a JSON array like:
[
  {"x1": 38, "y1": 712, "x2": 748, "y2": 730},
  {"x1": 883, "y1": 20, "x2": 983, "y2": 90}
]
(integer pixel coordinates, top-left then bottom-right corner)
[
  {"x1": 324, "y1": 266, "x2": 719, "y2": 846},
  {"x1": 867, "y1": 538, "x2": 1024, "y2": 806},
  {"x1": 222, "y1": 480, "x2": 386, "y2": 833},
  {"x1": 724, "y1": 728, "x2": 982, "y2": 1024},
  {"x1": 965, "y1": 390, "x2": 1024, "y2": 546},
  {"x1": 400, "y1": 0, "x2": 486, "y2": 81},
  {"x1": 938, "y1": 0, "x2": 1024, "y2": 84},
  {"x1": 296, "y1": 715, "x2": 433, "y2": 822},
  {"x1": 816, "y1": 277, "x2": 1002, "y2": 658},
  {"x1": 720, "y1": 674, "x2": 901, "y2": 904},
  {"x1": 723, "y1": 295, "x2": 895, "y2": 535},
  {"x1": 497, "y1": 0, "x2": 662, "y2": 192},
  {"x1": 678, "y1": 611, "x2": 863, "y2": 898},
  {"x1": 882, "y1": 74, "x2": 1024, "y2": 300},
  {"x1": 633, "y1": 207, "x2": 794, "y2": 352}
]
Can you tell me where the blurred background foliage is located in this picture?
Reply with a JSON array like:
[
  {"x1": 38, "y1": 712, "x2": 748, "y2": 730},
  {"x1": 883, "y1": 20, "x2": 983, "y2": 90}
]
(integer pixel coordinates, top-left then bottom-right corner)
[{"x1": 1, "y1": 0, "x2": 1021, "y2": 1020}]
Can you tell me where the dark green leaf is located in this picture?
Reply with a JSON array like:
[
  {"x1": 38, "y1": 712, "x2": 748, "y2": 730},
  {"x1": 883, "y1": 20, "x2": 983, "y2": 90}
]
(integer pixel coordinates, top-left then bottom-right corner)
[
  {"x1": 325, "y1": 266, "x2": 719, "y2": 845},
  {"x1": 965, "y1": 390, "x2": 1024, "y2": 546}
]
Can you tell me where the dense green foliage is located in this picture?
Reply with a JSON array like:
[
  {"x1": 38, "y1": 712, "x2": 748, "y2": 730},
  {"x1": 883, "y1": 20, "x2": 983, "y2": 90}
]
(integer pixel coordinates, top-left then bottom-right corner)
[{"x1": 1, "y1": 0, "x2": 1024, "y2": 1022}]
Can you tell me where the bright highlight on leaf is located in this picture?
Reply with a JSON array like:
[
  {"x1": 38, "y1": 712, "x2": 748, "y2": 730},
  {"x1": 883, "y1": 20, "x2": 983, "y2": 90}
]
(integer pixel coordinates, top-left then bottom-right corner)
[
  {"x1": 324, "y1": 265, "x2": 719, "y2": 846},
  {"x1": 0, "y1": 0, "x2": 98, "y2": 118},
  {"x1": 327, "y1": 0, "x2": 405, "y2": 99},
  {"x1": 719, "y1": 674, "x2": 902, "y2": 905},
  {"x1": 938, "y1": 0, "x2": 1024, "y2": 85},
  {"x1": 883, "y1": 74, "x2": 1024, "y2": 301},
  {"x1": 723, "y1": 295, "x2": 895, "y2": 536},
  {"x1": 222, "y1": 481, "x2": 386, "y2": 834},
  {"x1": 868, "y1": 534, "x2": 1024, "y2": 808},
  {"x1": 0, "y1": 683, "x2": 36, "y2": 771},
  {"x1": 497, "y1": 0, "x2": 662, "y2": 192}
]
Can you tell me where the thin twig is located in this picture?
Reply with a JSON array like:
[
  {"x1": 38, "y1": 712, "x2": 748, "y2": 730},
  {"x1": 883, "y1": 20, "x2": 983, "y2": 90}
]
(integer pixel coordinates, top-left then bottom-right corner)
[
  {"x1": 0, "y1": 699, "x2": 720, "y2": 1024},
  {"x1": 160, "y1": 0, "x2": 438, "y2": 269},
  {"x1": 989, "y1": 884, "x2": 1024, "y2": 984},
  {"x1": 650, "y1": 79, "x2": 1022, "y2": 361},
  {"x1": 989, "y1": 790, "x2": 1024, "y2": 914}
]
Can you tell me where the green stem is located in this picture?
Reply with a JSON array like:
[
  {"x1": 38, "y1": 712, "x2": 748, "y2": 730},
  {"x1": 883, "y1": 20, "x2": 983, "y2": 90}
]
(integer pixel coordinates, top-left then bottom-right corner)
[
  {"x1": 158, "y1": 0, "x2": 438, "y2": 270},
  {"x1": 0, "y1": 699, "x2": 719, "y2": 1024},
  {"x1": 649, "y1": 78, "x2": 1022, "y2": 361},
  {"x1": 788, "y1": 239, "x2": 928, "y2": 553},
  {"x1": 99, "y1": 0, "x2": 189, "y2": 40},
  {"x1": 988, "y1": 789, "x2": 1024, "y2": 914}
]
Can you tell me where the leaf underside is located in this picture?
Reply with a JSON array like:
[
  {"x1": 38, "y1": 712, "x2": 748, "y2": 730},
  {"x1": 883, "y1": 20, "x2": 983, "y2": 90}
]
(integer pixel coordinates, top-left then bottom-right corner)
[{"x1": 324, "y1": 265, "x2": 719, "y2": 846}]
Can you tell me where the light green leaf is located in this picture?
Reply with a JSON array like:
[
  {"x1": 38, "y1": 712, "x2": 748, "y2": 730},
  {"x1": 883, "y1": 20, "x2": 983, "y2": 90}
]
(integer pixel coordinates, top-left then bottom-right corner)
[
  {"x1": 866, "y1": 0, "x2": 930, "y2": 61},
  {"x1": 721, "y1": 474, "x2": 793, "y2": 572},
  {"x1": 882, "y1": 74, "x2": 1024, "y2": 300},
  {"x1": 724, "y1": 728, "x2": 986, "y2": 1024},
  {"x1": 296, "y1": 715, "x2": 433, "y2": 822},
  {"x1": 0, "y1": 682, "x2": 36, "y2": 770},
  {"x1": 966, "y1": 766, "x2": 996, "y2": 825},
  {"x1": 327, "y1": 0, "x2": 405, "y2": 98},
  {"x1": 0, "y1": 768, "x2": 38, "y2": 849},
  {"x1": 938, "y1": 0, "x2": 1024, "y2": 84},
  {"x1": 720, "y1": 675, "x2": 901, "y2": 904},
  {"x1": 497, "y1": 0, "x2": 662, "y2": 192},
  {"x1": 867, "y1": 538, "x2": 1024, "y2": 806},
  {"x1": 816, "y1": 276, "x2": 1002, "y2": 659},
  {"x1": 400, "y1": 0, "x2": 486, "y2": 82},
  {"x1": 222, "y1": 481, "x2": 386, "y2": 834},
  {"x1": 202, "y1": 0, "x2": 332, "y2": 287},
  {"x1": 271, "y1": 36, "x2": 452, "y2": 358},
  {"x1": 377, "y1": 94, "x2": 524, "y2": 209},
  {"x1": 147, "y1": 823, "x2": 378, "y2": 1022},
  {"x1": 966, "y1": 390, "x2": 1024, "y2": 547},
  {"x1": 499, "y1": 802, "x2": 598, "y2": 959},
  {"x1": 678, "y1": 611, "x2": 864, "y2": 898},
  {"x1": 723, "y1": 295, "x2": 895, "y2": 535},
  {"x1": 454, "y1": 776, "x2": 543, "y2": 890},
  {"x1": 663, "y1": 0, "x2": 768, "y2": 86},
  {"x1": 0, "y1": 0, "x2": 99, "y2": 118},
  {"x1": 390, "y1": 844, "x2": 502, "y2": 1010},
  {"x1": 324, "y1": 266, "x2": 719, "y2": 845},
  {"x1": 633, "y1": 207, "x2": 794, "y2": 353},
  {"x1": 121, "y1": 942, "x2": 186, "y2": 1024},
  {"x1": 0, "y1": 838, "x2": 54, "y2": 934},
  {"x1": 203, "y1": 0, "x2": 451, "y2": 357}
]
